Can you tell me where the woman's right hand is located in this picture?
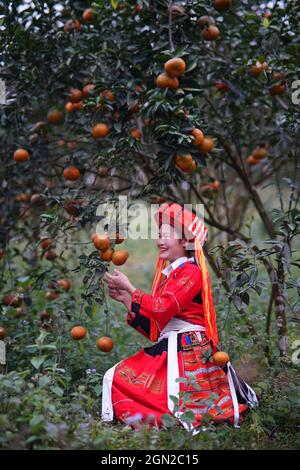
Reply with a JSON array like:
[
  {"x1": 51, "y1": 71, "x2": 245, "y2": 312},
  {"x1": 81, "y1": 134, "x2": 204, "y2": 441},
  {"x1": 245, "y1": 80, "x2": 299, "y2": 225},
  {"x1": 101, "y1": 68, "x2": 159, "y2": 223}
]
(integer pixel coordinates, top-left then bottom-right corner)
[{"x1": 108, "y1": 287, "x2": 132, "y2": 310}]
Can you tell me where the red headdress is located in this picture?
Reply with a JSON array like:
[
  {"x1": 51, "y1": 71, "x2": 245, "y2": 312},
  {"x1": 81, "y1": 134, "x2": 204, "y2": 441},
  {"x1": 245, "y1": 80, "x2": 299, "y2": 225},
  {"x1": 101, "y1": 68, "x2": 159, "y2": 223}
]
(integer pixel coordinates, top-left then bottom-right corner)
[{"x1": 152, "y1": 202, "x2": 219, "y2": 349}]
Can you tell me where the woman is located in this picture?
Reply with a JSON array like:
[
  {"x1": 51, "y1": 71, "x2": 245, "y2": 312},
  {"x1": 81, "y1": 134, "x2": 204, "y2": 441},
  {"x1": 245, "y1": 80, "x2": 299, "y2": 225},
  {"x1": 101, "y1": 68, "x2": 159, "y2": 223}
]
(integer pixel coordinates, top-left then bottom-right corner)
[{"x1": 102, "y1": 202, "x2": 258, "y2": 433}]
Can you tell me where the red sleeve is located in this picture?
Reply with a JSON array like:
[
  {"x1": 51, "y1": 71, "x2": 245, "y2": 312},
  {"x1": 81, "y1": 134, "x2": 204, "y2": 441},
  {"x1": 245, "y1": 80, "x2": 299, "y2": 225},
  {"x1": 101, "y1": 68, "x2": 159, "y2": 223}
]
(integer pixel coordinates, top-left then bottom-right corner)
[{"x1": 130, "y1": 264, "x2": 202, "y2": 324}]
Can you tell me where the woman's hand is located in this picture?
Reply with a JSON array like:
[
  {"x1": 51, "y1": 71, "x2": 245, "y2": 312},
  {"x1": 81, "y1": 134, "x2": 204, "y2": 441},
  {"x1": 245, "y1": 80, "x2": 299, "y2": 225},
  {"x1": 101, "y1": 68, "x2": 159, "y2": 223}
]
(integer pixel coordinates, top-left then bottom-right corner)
[
  {"x1": 103, "y1": 269, "x2": 135, "y2": 295},
  {"x1": 107, "y1": 286, "x2": 132, "y2": 311}
]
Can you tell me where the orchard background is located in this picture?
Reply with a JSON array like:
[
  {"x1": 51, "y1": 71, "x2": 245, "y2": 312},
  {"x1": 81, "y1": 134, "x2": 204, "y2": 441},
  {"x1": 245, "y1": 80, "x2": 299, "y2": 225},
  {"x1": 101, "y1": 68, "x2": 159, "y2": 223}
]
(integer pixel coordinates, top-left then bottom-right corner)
[{"x1": 0, "y1": 0, "x2": 300, "y2": 449}]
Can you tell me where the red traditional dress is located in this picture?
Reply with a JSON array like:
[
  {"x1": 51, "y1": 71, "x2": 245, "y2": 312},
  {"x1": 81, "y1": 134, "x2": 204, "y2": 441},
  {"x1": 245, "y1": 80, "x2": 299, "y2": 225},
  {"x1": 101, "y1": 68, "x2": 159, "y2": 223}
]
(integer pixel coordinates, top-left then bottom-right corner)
[{"x1": 101, "y1": 203, "x2": 258, "y2": 433}]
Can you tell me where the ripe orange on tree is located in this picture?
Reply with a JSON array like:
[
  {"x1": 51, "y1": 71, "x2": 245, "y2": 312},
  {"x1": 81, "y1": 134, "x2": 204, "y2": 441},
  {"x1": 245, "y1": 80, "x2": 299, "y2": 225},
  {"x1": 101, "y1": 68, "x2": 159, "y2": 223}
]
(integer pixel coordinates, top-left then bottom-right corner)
[
  {"x1": 252, "y1": 146, "x2": 268, "y2": 159},
  {"x1": 111, "y1": 249, "x2": 129, "y2": 265},
  {"x1": 210, "y1": 180, "x2": 221, "y2": 191},
  {"x1": 99, "y1": 249, "x2": 114, "y2": 262},
  {"x1": 13, "y1": 148, "x2": 30, "y2": 162},
  {"x1": 44, "y1": 250, "x2": 58, "y2": 261},
  {"x1": 198, "y1": 137, "x2": 215, "y2": 153},
  {"x1": 64, "y1": 19, "x2": 81, "y2": 33},
  {"x1": 213, "y1": 0, "x2": 232, "y2": 11},
  {"x1": 69, "y1": 88, "x2": 83, "y2": 103},
  {"x1": 39, "y1": 237, "x2": 54, "y2": 250},
  {"x1": 202, "y1": 25, "x2": 220, "y2": 41},
  {"x1": 2, "y1": 294, "x2": 22, "y2": 308},
  {"x1": 57, "y1": 278, "x2": 72, "y2": 290},
  {"x1": 0, "y1": 326, "x2": 7, "y2": 339},
  {"x1": 164, "y1": 58, "x2": 186, "y2": 78},
  {"x1": 156, "y1": 73, "x2": 179, "y2": 89},
  {"x1": 82, "y1": 84, "x2": 95, "y2": 96},
  {"x1": 101, "y1": 89, "x2": 116, "y2": 102},
  {"x1": 269, "y1": 82, "x2": 285, "y2": 96},
  {"x1": 97, "y1": 336, "x2": 114, "y2": 352},
  {"x1": 63, "y1": 166, "x2": 81, "y2": 181},
  {"x1": 215, "y1": 81, "x2": 229, "y2": 92},
  {"x1": 213, "y1": 351, "x2": 230, "y2": 367},
  {"x1": 197, "y1": 16, "x2": 216, "y2": 27},
  {"x1": 130, "y1": 128, "x2": 142, "y2": 140},
  {"x1": 71, "y1": 326, "x2": 87, "y2": 340},
  {"x1": 191, "y1": 128, "x2": 204, "y2": 146},
  {"x1": 93, "y1": 234, "x2": 110, "y2": 251},
  {"x1": 246, "y1": 155, "x2": 260, "y2": 165},
  {"x1": 47, "y1": 109, "x2": 64, "y2": 124},
  {"x1": 134, "y1": 4, "x2": 142, "y2": 14},
  {"x1": 92, "y1": 123, "x2": 110, "y2": 138},
  {"x1": 175, "y1": 154, "x2": 197, "y2": 173},
  {"x1": 39, "y1": 311, "x2": 51, "y2": 321},
  {"x1": 45, "y1": 290, "x2": 60, "y2": 301},
  {"x1": 82, "y1": 8, "x2": 95, "y2": 22}
]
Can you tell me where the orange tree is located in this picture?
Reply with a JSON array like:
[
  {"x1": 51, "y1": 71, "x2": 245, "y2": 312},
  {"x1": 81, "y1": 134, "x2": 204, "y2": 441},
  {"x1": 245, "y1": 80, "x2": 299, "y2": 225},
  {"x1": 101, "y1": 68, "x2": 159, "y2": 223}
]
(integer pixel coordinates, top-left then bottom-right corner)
[{"x1": 1, "y1": 0, "x2": 300, "y2": 378}]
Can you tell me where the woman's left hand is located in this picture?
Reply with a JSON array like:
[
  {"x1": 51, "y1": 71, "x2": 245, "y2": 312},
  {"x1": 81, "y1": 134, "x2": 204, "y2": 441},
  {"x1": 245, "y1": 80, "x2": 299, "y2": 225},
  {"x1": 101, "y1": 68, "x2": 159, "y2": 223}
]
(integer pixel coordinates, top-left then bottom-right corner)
[{"x1": 103, "y1": 269, "x2": 135, "y2": 294}]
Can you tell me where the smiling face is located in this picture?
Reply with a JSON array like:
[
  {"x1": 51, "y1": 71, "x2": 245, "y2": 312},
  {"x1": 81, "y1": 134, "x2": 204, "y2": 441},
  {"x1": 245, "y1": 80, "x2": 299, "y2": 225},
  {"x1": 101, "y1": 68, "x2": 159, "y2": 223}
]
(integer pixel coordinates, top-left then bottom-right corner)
[{"x1": 157, "y1": 223, "x2": 190, "y2": 262}]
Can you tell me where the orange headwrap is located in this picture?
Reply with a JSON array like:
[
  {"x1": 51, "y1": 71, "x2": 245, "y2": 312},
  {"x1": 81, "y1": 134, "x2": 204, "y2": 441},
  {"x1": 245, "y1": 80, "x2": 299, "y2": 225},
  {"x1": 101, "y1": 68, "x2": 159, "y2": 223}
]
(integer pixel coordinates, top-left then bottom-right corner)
[{"x1": 152, "y1": 202, "x2": 219, "y2": 349}]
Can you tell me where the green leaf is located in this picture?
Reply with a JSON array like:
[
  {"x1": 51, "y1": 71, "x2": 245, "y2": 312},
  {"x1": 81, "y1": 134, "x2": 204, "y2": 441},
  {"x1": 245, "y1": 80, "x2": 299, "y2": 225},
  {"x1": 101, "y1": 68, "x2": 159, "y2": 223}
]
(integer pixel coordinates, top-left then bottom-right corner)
[
  {"x1": 30, "y1": 356, "x2": 46, "y2": 369},
  {"x1": 29, "y1": 415, "x2": 45, "y2": 433},
  {"x1": 50, "y1": 386, "x2": 64, "y2": 397}
]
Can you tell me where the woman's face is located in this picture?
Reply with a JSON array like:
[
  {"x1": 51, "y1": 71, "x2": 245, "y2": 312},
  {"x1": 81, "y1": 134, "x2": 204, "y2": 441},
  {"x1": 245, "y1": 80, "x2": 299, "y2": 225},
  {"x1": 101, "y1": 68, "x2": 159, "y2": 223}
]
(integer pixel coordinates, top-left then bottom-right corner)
[{"x1": 157, "y1": 223, "x2": 188, "y2": 262}]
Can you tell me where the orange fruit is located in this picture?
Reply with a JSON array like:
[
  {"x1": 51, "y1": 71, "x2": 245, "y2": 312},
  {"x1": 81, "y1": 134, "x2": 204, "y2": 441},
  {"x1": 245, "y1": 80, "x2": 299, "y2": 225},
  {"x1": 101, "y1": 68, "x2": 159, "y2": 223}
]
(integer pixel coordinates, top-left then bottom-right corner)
[
  {"x1": 202, "y1": 25, "x2": 220, "y2": 40},
  {"x1": 198, "y1": 137, "x2": 215, "y2": 153},
  {"x1": 0, "y1": 249, "x2": 5, "y2": 258},
  {"x1": 0, "y1": 326, "x2": 7, "y2": 339},
  {"x1": 164, "y1": 58, "x2": 186, "y2": 78},
  {"x1": 2, "y1": 294, "x2": 22, "y2": 308},
  {"x1": 47, "y1": 109, "x2": 64, "y2": 124},
  {"x1": 252, "y1": 147, "x2": 268, "y2": 159},
  {"x1": 69, "y1": 88, "x2": 83, "y2": 103},
  {"x1": 92, "y1": 123, "x2": 110, "y2": 138},
  {"x1": 175, "y1": 154, "x2": 197, "y2": 173},
  {"x1": 63, "y1": 166, "x2": 81, "y2": 181},
  {"x1": 82, "y1": 8, "x2": 95, "y2": 22},
  {"x1": 57, "y1": 139, "x2": 65, "y2": 146},
  {"x1": 249, "y1": 62, "x2": 264, "y2": 77},
  {"x1": 213, "y1": 351, "x2": 230, "y2": 367},
  {"x1": 44, "y1": 250, "x2": 58, "y2": 261},
  {"x1": 134, "y1": 4, "x2": 142, "y2": 13},
  {"x1": 156, "y1": 73, "x2": 179, "y2": 89},
  {"x1": 39, "y1": 311, "x2": 51, "y2": 321},
  {"x1": 93, "y1": 235, "x2": 110, "y2": 251},
  {"x1": 15, "y1": 192, "x2": 31, "y2": 202},
  {"x1": 130, "y1": 128, "x2": 142, "y2": 139},
  {"x1": 101, "y1": 89, "x2": 116, "y2": 102},
  {"x1": 71, "y1": 326, "x2": 87, "y2": 340},
  {"x1": 213, "y1": 0, "x2": 232, "y2": 11},
  {"x1": 39, "y1": 237, "x2": 54, "y2": 250},
  {"x1": 269, "y1": 83, "x2": 285, "y2": 96},
  {"x1": 82, "y1": 84, "x2": 95, "y2": 96},
  {"x1": 31, "y1": 194, "x2": 44, "y2": 205},
  {"x1": 111, "y1": 249, "x2": 129, "y2": 265},
  {"x1": 13, "y1": 149, "x2": 30, "y2": 162},
  {"x1": 64, "y1": 19, "x2": 81, "y2": 32},
  {"x1": 99, "y1": 249, "x2": 114, "y2": 262},
  {"x1": 215, "y1": 81, "x2": 229, "y2": 92},
  {"x1": 246, "y1": 155, "x2": 260, "y2": 165},
  {"x1": 45, "y1": 290, "x2": 59, "y2": 301},
  {"x1": 191, "y1": 128, "x2": 204, "y2": 146},
  {"x1": 135, "y1": 84, "x2": 143, "y2": 93},
  {"x1": 64, "y1": 199, "x2": 84, "y2": 216},
  {"x1": 197, "y1": 15, "x2": 216, "y2": 27},
  {"x1": 97, "y1": 336, "x2": 114, "y2": 352},
  {"x1": 210, "y1": 180, "x2": 220, "y2": 190},
  {"x1": 170, "y1": 4, "x2": 186, "y2": 18},
  {"x1": 67, "y1": 141, "x2": 78, "y2": 150},
  {"x1": 57, "y1": 278, "x2": 72, "y2": 290},
  {"x1": 65, "y1": 102, "x2": 75, "y2": 112}
]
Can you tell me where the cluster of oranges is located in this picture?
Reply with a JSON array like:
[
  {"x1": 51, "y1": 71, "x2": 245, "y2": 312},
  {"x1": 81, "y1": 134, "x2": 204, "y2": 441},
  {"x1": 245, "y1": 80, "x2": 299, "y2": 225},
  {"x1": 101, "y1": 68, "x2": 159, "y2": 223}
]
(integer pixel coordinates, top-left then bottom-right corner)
[
  {"x1": 70, "y1": 326, "x2": 114, "y2": 352},
  {"x1": 175, "y1": 128, "x2": 215, "y2": 174},
  {"x1": 91, "y1": 232, "x2": 128, "y2": 265},
  {"x1": 249, "y1": 62, "x2": 286, "y2": 96},
  {"x1": 156, "y1": 58, "x2": 186, "y2": 90},
  {"x1": 63, "y1": 7, "x2": 96, "y2": 33},
  {"x1": 247, "y1": 144, "x2": 269, "y2": 166}
]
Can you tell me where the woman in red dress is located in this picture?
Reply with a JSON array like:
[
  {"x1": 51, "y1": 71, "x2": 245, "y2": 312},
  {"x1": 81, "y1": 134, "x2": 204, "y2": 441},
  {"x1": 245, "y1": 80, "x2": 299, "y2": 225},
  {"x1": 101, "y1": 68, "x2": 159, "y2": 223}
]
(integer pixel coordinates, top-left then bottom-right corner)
[{"x1": 102, "y1": 202, "x2": 258, "y2": 433}]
